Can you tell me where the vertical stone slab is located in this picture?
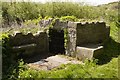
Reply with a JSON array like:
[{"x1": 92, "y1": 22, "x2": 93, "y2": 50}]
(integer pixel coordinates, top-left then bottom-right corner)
[
  {"x1": 76, "y1": 22, "x2": 110, "y2": 46},
  {"x1": 66, "y1": 22, "x2": 77, "y2": 56}
]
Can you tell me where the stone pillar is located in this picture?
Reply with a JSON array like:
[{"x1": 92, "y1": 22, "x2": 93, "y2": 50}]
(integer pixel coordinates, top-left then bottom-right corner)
[{"x1": 66, "y1": 22, "x2": 77, "y2": 56}]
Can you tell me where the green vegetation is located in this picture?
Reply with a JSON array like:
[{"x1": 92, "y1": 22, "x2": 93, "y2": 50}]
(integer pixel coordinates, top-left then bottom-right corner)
[
  {"x1": 1, "y1": 1, "x2": 120, "y2": 79},
  {"x1": 60, "y1": 16, "x2": 78, "y2": 22},
  {"x1": 2, "y1": 2, "x2": 118, "y2": 25},
  {"x1": 12, "y1": 58, "x2": 118, "y2": 79}
]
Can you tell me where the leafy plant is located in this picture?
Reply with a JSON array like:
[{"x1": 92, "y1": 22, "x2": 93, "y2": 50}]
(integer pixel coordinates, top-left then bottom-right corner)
[{"x1": 60, "y1": 16, "x2": 78, "y2": 22}]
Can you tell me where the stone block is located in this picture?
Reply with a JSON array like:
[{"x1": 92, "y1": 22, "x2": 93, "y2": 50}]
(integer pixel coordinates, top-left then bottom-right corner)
[
  {"x1": 76, "y1": 44, "x2": 103, "y2": 61},
  {"x1": 53, "y1": 19, "x2": 68, "y2": 29},
  {"x1": 66, "y1": 21, "x2": 77, "y2": 56},
  {"x1": 39, "y1": 18, "x2": 53, "y2": 27},
  {"x1": 68, "y1": 21, "x2": 77, "y2": 28}
]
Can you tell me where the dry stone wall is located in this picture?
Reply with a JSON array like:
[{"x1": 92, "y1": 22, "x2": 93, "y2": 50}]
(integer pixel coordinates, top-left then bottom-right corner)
[
  {"x1": 39, "y1": 18, "x2": 53, "y2": 27},
  {"x1": 8, "y1": 31, "x2": 49, "y2": 58},
  {"x1": 6, "y1": 19, "x2": 110, "y2": 61},
  {"x1": 53, "y1": 19, "x2": 68, "y2": 29},
  {"x1": 66, "y1": 21, "x2": 110, "y2": 59},
  {"x1": 76, "y1": 22, "x2": 110, "y2": 46}
]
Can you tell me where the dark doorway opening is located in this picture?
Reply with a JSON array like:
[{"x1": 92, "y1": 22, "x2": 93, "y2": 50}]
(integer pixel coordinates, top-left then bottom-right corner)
[{"x1": 49, "y1": 28, "x2": 65, "y2": 54}]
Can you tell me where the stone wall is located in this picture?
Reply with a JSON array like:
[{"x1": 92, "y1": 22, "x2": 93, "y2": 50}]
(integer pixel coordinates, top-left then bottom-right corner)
[
  {"x1": 9, "y1": 31, "x2": 49, "y2": 58},
  {"x1": 48, "y1": 20, "x2": 110, "y2": 58},
  {"x1": 76, "y1": 22, "x2": 110, "y2": 46},
  {"x1": 66, "y1": 21, "x2": 110, "y2": 59},
  {"x1": 6, "y1": 19, "x2": 110, "y2": 61},
  {"x1": 39, "y1": 18, "x2": 53, "y2": 27},
  {"x1": 53, "y1": 19, "x2": 68, "y2": 29}
]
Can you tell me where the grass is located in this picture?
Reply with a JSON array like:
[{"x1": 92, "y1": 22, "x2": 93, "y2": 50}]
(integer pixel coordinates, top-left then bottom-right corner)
[
  {"x1": 17, "y1": 57, "x2": 118, "y2": 79},
  {"x1": 1, "y1": 18, "x2": 119, "y2": 79},
  {"x1": 110, "y1": 22, "x2": 119, "y2": 42}
]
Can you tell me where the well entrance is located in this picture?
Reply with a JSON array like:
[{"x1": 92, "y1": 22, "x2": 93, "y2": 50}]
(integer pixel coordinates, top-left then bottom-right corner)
[{"x1": 49, "y1": 28, "x2": 65, "y2": 54}]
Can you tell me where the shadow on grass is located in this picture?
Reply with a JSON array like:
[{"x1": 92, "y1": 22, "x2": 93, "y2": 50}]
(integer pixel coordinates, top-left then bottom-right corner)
[{"x1": 95, "y1": 37, "x2": 120, "y2": 65}]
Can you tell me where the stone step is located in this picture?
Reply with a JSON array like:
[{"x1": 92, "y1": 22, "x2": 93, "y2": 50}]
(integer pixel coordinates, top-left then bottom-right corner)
[{"x1": 76, "y1": 44, "x2": 103, "y2": 61}]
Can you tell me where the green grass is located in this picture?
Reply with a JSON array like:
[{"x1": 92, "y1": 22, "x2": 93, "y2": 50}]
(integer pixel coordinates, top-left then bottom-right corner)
[
  {"x1": 110, "y1": 22, "x2": 119, "y2": 42},
  {"x1": 17, "y1": 58, "x2": 118, "y2": 79}
]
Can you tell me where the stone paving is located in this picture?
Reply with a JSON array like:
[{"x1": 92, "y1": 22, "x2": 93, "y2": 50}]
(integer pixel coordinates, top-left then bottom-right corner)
[{"x1": 27, "y1": 55, "x2": 83, "y2": 70}]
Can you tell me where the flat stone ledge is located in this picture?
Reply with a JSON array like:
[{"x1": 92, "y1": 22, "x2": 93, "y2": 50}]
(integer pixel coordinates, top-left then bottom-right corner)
[
  {"x1": 12, "y1": 43, "x2": 36, "y2": 50},
  {"x1": 76, "y1": 44, "x2": 103, "y2": 61}
]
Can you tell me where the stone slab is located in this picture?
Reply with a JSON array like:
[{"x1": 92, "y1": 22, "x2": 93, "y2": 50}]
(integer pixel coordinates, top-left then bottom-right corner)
[
  {"x1": 76, "y1": 22, "x2": 110, "y2": 46},
  {"x1": 76, "y1": 44, "x2": 103, "y2": 61},
  {"x1": 27, "y1": 55, "x2": 83, "y2": 70}
]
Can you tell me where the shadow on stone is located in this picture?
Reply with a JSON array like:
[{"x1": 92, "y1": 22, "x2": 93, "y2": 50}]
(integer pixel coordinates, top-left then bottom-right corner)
[{"x1": 23, "y1": 53, "x2": 56, "y2": 63}]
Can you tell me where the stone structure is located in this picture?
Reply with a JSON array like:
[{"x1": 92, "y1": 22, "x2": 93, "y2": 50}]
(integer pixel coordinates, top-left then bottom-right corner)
[
  {"x1": 76, "y1": 22, "x2": 110, "y2": 46},
  {"x1": 66, "y1": 21, "x2": 110, "y2": 60},
  {"x1": 53, "y1": 19, "x2": 68, "y2": 29},
  {"x1": 7, "y1": 19, "x2": 110, "y2": 61},
  {"x1": 48, "y1": 19, "x2": 68, "y2": 54},
  {"x1": 76, "y1": 45, "x2": 103, "y2": 61},
  {"x1": 66, "y1": 22, "x2": 77, "y2": 56},
  {"x1": 39, "y1": 18, "x2": 53, "y2": 27},
  {"x1": 9, "y1": 31, "x2": 49, "y2": 58},
  {"x1": 49, "y1": 20, "x2": 110, "y2": 60}
]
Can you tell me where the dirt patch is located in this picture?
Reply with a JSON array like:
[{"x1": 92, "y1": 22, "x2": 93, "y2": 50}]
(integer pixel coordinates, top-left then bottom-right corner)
[{"x1": 27, "y1": 55, "x2": 83, "y2": 70}]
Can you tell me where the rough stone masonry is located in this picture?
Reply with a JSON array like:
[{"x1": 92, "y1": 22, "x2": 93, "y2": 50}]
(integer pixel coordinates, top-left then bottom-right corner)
[
  {"x1": 66, "y1": 21, "x2": 110, "y2": 60},
  {"x1": 7, "y1": 19, "x2": 110, "y2": 61},
  {"x1": 9, "y1": 31, "x2": 49, "y2": 59},
  {"x1": 51, "y1": 19, "x2": 110, "y2": 60}
]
